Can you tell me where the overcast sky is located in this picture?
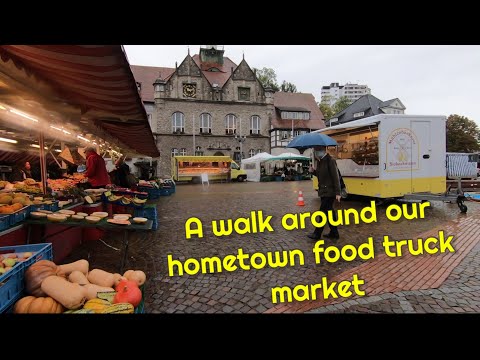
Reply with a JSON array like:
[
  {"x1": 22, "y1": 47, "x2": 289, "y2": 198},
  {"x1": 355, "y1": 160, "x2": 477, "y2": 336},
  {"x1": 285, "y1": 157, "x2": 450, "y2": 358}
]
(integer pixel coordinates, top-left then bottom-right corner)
[{"x1": 124, "y1": 45, "x2": 480, "y2": 126}]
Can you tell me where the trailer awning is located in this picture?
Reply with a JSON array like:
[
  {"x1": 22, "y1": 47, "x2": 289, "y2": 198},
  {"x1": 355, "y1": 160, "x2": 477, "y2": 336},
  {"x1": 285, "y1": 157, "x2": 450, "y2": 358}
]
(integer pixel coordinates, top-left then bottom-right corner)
[
  {"x1": 0, "y1": 45, "x2": 159, "y2": 157},
  {"x1": 314, "y1": 116, "x2": 381, "y2": 134}
]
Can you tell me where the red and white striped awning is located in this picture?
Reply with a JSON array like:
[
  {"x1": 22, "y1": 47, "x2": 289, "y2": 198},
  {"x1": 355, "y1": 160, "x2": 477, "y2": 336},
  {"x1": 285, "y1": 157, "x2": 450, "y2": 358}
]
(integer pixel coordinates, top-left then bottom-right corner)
[{"x1": 0, "y1": 45, "x2": 159, "y2": 157}]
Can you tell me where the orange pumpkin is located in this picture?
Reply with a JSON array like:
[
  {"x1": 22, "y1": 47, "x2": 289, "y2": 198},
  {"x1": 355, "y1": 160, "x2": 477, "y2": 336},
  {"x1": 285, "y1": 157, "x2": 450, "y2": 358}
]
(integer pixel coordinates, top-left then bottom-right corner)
[
  {"x1": 13, "y1": 296, "x2": 64, "y2": 314},
  {"x1": 24, "y1": 260, "x2": 65, "y2": 297}
]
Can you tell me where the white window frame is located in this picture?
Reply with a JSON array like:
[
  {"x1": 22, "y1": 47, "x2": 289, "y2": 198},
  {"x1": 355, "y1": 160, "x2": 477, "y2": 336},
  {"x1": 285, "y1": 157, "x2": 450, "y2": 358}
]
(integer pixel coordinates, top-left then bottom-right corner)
[
  {"x1": 225, "y1": 114, "x2": 237, "y2": 135},
  {"x1": 171, "y1": 148, "x2": 179, "y2": 157},
  {"x1": 249, "y1": 149, "x2": 255, "y2": 158},
  {"x1": 180, "y1": 148, "x2": 187, "y2": 156},
  {"x1": 250, "y1": 115, "x2": 260, "y2": 135},
  {"x1": 172, "y1": 112, "x2": 185, "y2": 132},
  {"x1": 200, "y1": 113, "x2": 212, "y2": 134},
  {"x1": 353, "y1": 111, "x2": 365, "y2": 118}
]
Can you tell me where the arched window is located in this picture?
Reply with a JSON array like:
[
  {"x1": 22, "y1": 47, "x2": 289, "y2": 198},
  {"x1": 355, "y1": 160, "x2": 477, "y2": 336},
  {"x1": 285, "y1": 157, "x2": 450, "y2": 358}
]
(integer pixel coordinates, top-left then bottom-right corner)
[
  {"x1": 172, "y1": 112, "x2": 185, "y2": 133},
  {"x1": 250, "y1": 115, "x2": 260, "y2": 135},
  {"x1": 195, "y1": 146, "x2": 203, "y2": 156},
  {"x1": 257, "y1": 149, "x2": 263, "y2": 154},
  {"x1": 249, "y1": 149, "x2": 255, "y2": 158},
  {"x1": 171, "y1": 148, "x2": 179, "y2": 157},
  {"x1": 225, "y1": 114, "x2": 237, "y2": 135},
  {"x1": 200, "y1": 113, "x2": 212, "y2": 134}
]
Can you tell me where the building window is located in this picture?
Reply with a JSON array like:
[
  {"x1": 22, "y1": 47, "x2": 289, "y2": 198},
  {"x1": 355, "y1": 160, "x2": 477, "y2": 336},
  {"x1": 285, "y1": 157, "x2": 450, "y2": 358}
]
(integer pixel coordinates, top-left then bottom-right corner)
[
  {"x1": 171, "y1": 148, "x2": 179, "y2": 157},
  {"x1": 195, "y1": 146, "x2": 203, "y2": 156},
  {"x1": 249, "y1": 149, "x2": 255, "y2": 158},
  {"x1": 147, "y1": 113, "x2": 153, "y2": 128},
  {"x1": 172, "y1": 112, "x2": 185, "y2": 133},
  {"x1": 238, "y1": 87, "x2": 250, "y2": 101},
  {"x1": 281, "y1": 130, "x2": 289, "y2": 139},
  {"x1": 225, "y1": 114, "x2": 237, "y2": 135},
  {"x1": 257, "y1": 149, "x2": 263, "y2": 154},
  {"x1": 136, "y1": 82, "x2": 141, "y2": 92},
  {"x1": 281, "y1": 111, "x2": 309, "y2": 120},
  {"x1": 353, "y1": 111, "x2": 365, "y2": 118},
  {"x1": 180, "y1": 148, "x2": 187, "y2": 156},
  {"x1": 250, "y1": 115, "x2": 260, "y2": 135},
  {"x1": 200, "y1": 113, "x2": 212, "y2": 134}
]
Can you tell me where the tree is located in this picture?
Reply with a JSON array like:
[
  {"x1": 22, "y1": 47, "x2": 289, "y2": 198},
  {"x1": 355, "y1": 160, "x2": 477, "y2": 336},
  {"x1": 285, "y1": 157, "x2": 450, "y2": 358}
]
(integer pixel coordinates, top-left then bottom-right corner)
[
  {"x1": 332, "y1": 96, "x2": 352, "y2": 115},
  {"x1": 280, "y1": 81, "x2": 297, "y2": 93},
  {"x1": 253, "y1": 67, "x2": 279, "y2": 91},
  {"x1": 446, "y1": 114, "x2": 480, "y2": 152},
  {"x1": 319, "y1": 102, "x2": 335, "y2": 120}
]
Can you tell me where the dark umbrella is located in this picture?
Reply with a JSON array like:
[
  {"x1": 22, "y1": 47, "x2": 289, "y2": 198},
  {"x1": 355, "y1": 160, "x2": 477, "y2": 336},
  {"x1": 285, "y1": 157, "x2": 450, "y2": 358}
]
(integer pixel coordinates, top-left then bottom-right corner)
[{"x1": 286, "y1": 132, "x2": 337, "y2": 154}]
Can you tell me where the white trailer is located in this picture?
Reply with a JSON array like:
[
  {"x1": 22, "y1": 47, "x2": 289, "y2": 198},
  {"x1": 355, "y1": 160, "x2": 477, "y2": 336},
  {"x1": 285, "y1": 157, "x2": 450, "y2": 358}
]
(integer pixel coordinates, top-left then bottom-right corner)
[{"x1": 313, "y1": 114, "x2": 467, "y2": 212}]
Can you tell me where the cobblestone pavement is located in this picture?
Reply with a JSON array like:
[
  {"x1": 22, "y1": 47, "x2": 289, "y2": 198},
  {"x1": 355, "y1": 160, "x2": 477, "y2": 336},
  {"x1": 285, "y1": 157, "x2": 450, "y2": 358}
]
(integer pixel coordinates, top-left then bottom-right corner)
[{"x1": 63, "y1": 181, "x2": 480, "y2": 313}]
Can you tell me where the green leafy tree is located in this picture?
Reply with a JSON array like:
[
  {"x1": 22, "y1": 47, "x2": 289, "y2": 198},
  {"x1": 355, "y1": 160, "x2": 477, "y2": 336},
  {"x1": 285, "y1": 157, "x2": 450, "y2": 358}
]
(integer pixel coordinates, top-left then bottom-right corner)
[
  {"x1": 446, "y1": 114, "x2": 480, "y2": 152},
  {"x1": 280, "y1": 81, "x2": 297, "y2": 93},
  {"x1": 332, "y1": 96, "x2": 352, "y2": 115},
  {"x1": 253, "y1": 67, "x2": 279, "y2": 91},
  {"x1": 319, "y1": 102, "x2": 335, "y2": 120}
]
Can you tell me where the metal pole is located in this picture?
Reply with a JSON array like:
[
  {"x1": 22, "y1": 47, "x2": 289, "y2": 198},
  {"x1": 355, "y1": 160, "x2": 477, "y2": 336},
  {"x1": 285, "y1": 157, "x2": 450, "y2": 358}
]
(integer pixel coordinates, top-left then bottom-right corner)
[
  {"x1": 239, "y1": 116, "x2": 242, "y2": 161},
  {"x1": 193, "y1": 114, "x2": 196, "y2": 155},
  {"x1": 39, "y1": 132, "x2": 48, "y2": 194}
]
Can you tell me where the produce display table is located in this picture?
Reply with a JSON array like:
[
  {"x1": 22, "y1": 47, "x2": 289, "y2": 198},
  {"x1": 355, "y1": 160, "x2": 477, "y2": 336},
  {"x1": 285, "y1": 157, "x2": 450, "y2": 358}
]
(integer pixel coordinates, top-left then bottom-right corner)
[{"x1": 24, "y1": 218, "x2": 153, "y2": 273}]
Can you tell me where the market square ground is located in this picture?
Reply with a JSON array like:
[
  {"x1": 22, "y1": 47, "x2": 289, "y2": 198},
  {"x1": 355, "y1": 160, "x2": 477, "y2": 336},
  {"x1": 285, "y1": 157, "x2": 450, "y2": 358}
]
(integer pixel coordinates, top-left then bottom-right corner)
[{"x1": 63, "y1": 181, "x2": 480, "y2": 314}]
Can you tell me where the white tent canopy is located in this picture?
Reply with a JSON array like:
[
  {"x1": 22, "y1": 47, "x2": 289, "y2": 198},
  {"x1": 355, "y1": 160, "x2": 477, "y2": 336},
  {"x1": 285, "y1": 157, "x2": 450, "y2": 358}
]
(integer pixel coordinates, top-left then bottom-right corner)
[{"x1": 241, "y1": 152, "x2": 274, "y2": 182}]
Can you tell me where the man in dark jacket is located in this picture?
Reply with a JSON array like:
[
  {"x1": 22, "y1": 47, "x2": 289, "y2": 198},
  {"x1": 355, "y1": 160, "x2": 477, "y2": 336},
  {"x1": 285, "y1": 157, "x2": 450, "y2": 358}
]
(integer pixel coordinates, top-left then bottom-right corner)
[{"x1": 308, "y1": 145, "x2": 342, "y2": 241}]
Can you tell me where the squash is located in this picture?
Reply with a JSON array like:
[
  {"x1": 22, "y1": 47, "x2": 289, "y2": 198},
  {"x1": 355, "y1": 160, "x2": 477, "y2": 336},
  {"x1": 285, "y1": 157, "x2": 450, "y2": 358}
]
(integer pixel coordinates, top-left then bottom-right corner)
[
  {"x1": 123, "y1": 270, "x2": 146, "y2": 286},
  {"x1": 113, "y1": 273, "x2": 126, "y2": 287},
  {"x1": 83, "y1": 298, "x2": 111, "y2": 313},
  {"x1": 58, "y1": 259, "x2": 89, "y2": 276},
  {"x1": 100, "y1": 303, "x2": 134, "y2": 314},
  {"x1": 41, "y1": 275, "x2": 87, "y2": 310},
  {"x1": 24, "y1": 260, "x2": 65, "y2": 297},
  {"x1": 114, "y1": 280, "x2": 142, "y2": 307},
  {"x1": 68, "y1": 271, "x2": 90, "y2": 285},
  {"x1": 13, "y1": 296, "x2": 64, "y2": 314},
  {"x1": 82, "y1": 284, "x2": 115, "y2": 300},
  {"x1": 87, "y1": 269, "x2": 116, "y2": 287}
]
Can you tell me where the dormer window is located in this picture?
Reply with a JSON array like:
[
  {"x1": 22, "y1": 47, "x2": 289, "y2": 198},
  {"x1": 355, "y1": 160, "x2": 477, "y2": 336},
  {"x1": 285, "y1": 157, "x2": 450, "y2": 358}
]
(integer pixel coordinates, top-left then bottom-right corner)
[
  {"x1": 136, "y1": 82, "x2": 141, "y2": 92},
  {"x1": 353, "y1": 111, "x2": 365, "y2": 118}
]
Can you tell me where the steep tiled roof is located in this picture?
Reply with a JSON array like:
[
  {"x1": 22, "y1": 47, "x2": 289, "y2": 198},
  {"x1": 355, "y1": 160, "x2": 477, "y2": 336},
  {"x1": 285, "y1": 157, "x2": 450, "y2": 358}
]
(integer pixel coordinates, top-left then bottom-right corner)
[
  {"x1": 192, "y1": 54, "x2": 237, "y2": 88},
  {"x1": 130, "y1": 65, "x2": 175, "y2": 102},
  {"x1": 327, "y1": 94, "x2": 385, "y2": 125},
  {"x1": 272, "y1": 92, "x2": 325, "y2": 130}
]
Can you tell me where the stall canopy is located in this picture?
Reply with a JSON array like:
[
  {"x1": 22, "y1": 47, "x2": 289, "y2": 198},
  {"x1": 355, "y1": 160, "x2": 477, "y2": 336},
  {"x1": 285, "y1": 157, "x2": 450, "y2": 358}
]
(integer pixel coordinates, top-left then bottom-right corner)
[
  {"x1": 0, "y1": 45, "x2": 159, "y2": 157},
  {"x1": 241, "y1": 152, "x2": 274, "y2": 182}
]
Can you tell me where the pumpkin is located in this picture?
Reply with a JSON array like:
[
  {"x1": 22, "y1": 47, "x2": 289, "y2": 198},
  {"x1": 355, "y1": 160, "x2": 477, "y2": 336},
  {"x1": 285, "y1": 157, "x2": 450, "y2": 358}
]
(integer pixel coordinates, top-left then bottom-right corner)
[
  {"x1": 87, "y1": 269, "x2": 116, "y2": 287},
  {"x1": 24, "y1": 260, "x2": 65, "y2": 297},
  {"x1": 113, "y1": 280, "x2": 142, "y2": 307},
  {"x1": 58, "y1": 259, "x2": 89, "y2": 276},
  {"x1": 13, "y1": 296, "x2": 64, "y2": 314}
]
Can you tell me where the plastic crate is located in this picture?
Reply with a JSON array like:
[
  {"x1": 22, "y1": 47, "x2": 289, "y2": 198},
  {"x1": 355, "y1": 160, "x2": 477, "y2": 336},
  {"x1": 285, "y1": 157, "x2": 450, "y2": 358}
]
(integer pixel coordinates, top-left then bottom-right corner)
[
  {"x1": 0, "y1": 215, "x2": 10, "y2": 232},
  {"x1": 135, "y1": 284, "x2": 145, "y2": 314},
  {"x1": 0, "y1": 243, "x2": 53, "y2": 313},
  {"x1": 10, "y1": 206, "x2": 29, "y2": 226}
]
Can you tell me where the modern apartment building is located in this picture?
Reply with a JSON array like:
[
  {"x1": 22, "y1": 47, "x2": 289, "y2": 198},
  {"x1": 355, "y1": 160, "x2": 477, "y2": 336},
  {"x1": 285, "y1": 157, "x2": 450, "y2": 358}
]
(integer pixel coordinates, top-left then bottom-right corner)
[{"x1": 321, "y1": 82, "x2": 371, "y2": 106}]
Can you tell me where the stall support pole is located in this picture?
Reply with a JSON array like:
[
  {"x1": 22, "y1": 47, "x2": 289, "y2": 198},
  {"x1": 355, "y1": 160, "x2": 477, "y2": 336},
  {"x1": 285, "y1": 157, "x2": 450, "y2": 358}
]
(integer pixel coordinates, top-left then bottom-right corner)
[{"x1": 39, "y1": 132, "x2": 48, "y2": 194}]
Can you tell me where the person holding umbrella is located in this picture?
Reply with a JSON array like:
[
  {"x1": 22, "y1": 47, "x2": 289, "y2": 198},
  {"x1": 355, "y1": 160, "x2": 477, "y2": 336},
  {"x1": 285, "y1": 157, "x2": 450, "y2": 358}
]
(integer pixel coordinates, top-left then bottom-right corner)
[{"x1": 307, "y1": 145, "x2": 342, "y2": 240}]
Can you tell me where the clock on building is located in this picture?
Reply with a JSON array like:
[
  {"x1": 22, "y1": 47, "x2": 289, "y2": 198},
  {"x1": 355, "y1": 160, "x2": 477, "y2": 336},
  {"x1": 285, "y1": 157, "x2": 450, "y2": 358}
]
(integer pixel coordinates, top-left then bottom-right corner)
[{"x1": 183, "y1": 83, "x2": 197, "y2": 98}]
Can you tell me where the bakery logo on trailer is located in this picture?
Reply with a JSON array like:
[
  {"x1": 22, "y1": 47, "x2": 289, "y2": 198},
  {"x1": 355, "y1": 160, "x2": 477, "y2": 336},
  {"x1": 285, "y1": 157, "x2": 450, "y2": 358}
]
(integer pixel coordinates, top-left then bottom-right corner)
[{"x1": 386, "y1": 128, "x2": 419, "y2": 171}]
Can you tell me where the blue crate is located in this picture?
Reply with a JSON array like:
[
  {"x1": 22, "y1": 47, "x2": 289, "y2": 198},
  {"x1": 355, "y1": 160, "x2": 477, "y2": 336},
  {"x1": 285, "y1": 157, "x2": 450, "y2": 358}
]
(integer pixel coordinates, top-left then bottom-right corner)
[
  {"x1": 10, "y1": 206, "x2": 29, "y2": 226},
  {"x1": 134, "y1": 206, "x2": 158, "y2": 230},
  {"x1": 0, "y1": 243, "x2": 53, "y2": 313},
  {"x1": 0, "y1": 215, "x2": 10, "y2": 232}
]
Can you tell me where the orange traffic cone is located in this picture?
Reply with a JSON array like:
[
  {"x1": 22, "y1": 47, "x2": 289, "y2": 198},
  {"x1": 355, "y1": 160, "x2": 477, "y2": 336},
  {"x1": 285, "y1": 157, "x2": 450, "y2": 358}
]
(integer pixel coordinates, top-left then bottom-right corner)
[{"x1": 296, "y1": 191, "x2": 305, "y2": 206}]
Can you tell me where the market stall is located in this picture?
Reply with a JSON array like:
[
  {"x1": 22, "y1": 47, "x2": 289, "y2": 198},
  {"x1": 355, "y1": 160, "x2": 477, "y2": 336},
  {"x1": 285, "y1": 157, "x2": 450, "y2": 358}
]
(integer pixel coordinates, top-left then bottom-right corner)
[
  {"x1": 241, "y1": 152, "x2": 274, "y2": 182},
  {"x1": 0, "y1": 46, "x2": 161, "y2": 312}
]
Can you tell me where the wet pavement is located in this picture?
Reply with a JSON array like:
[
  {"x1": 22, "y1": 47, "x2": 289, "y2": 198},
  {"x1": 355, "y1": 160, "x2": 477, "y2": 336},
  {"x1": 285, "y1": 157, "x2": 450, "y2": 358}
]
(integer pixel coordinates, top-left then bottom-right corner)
[{"x1": 63, "y1": 181, "x2": 480, "y2": 313}]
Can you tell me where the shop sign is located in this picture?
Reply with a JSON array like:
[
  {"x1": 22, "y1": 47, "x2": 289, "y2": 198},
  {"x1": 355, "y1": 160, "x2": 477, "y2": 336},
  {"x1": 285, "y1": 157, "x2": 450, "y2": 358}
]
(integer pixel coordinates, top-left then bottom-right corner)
[{"x1": 386, "y1": 128, "x2": 419, "y2": 171}]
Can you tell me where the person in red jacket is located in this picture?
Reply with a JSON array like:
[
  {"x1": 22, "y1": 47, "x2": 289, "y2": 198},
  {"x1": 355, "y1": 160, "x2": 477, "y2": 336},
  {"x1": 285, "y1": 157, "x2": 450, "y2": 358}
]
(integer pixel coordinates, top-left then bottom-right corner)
[{"x1": 83, "y1": 146, "x2": 110, "y2": 188}]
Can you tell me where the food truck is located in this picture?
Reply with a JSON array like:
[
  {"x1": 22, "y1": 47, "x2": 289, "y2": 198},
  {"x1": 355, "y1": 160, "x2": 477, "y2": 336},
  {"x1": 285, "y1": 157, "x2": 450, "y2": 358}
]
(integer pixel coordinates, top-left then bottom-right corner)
[
  {"x1": 311, "y1": 114, "x2": 467, "y2": 212},
  {"x1": 171, "y1": 156, "x2": 246, "y2": 182}
]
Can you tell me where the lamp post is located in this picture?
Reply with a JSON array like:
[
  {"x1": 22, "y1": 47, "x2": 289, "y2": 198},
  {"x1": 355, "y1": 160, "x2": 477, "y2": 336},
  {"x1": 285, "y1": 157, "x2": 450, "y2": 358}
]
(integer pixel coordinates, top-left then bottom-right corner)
[{"x1": 235, "y1": 134, "x2": 246, "y2": 162}]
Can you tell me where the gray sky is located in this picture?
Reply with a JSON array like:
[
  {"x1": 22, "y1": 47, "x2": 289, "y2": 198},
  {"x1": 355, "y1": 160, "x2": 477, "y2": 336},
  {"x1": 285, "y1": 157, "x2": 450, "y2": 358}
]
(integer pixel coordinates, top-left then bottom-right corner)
[{"x1": 124, "y1": 45, "x2": 480, "y2": 126}]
